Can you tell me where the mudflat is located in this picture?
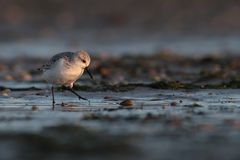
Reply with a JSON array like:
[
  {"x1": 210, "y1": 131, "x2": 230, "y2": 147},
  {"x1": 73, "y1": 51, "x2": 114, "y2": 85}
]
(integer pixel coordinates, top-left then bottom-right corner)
[{"x1": 1, "y1": 53, "x2": 240, "y2": 160}]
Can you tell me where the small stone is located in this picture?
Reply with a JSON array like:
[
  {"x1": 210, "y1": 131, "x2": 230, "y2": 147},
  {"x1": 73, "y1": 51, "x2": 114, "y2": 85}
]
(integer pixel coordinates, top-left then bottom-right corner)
[
  {"x1": 0, "y1": 64, "x2": 8, "y2": 71},
  {"x1": 31, "y1": 105, "x2": 38, "y2": 111},
  {"x1": 1, "y1": 89, "x2": 11, "y2": 96},
  {"x1": 104, "y1": 96, "x2": 119, "y2": 101},
  {"x1": 3, "y1": 75, "x2": 14, "y2": 81},
  {"x1": 35, "y1": 91, "x2": 45, "y2": 96},
  {"x1": 19, "y1": 71, "x2": 32, "y2": 81},
  {"x1": 152, "y1": 75, "x2": 161, "y2": 81},
  {"x1": 104, "y1": 96, "x2": 113, "y2": 99},
  {"x1": 170, "y1": 101, "x2": 177, "y2": 106},
  {"x1": 162, "y1": 105, "x2": 166, "y2": 109},
  {"x1": 184, "y1": 103, "x2": 202, "y2": 108},
  {"x1": 100, "y1": 68, "x2": 110, "y2": 78},
  {"x1": 120, "y1": 99, "x2": 133, "y2": 107}
]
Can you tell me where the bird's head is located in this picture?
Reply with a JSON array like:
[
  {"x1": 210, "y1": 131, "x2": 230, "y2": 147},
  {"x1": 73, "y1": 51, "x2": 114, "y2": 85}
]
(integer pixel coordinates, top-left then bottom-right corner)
[
  {"x1": 74, "y1": 51, "x2": 91, "y2": 68},
  {"x1": 74, "y1": 51, "x2": 93, "y2": 80}
]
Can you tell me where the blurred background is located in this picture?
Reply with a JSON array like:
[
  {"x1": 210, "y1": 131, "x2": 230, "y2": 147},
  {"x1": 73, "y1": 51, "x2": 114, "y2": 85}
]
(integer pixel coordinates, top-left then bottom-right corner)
[{"x1": 1, "y1": 0, "x2": 240, "y2": 58}]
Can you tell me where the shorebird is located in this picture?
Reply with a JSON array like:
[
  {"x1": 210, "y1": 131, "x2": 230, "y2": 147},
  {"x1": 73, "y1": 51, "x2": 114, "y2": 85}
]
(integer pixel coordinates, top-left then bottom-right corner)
[{"x1": 39, "y1": 51, "x2": 93, "y2": 106}]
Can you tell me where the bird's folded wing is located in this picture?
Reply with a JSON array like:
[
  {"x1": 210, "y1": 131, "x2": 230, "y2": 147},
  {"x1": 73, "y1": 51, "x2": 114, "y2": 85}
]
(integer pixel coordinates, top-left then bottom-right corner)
[{"x1": 38, "y1": 52, "x2": 74, "y2": 71}]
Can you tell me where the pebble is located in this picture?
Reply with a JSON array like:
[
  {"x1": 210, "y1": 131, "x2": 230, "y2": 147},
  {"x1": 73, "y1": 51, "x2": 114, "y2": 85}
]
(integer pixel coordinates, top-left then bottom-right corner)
[
  {"x1": 100, "y1": 68, "x2": 110, "y2": 78},
  {"x1": 19, "y1": 71, "x2": 32, "y2": 81},
  {"x1": 0, "y1": 89, "x2": 11, "y2": 96},
  {"x1": 120, "y1": 99, "x2": 133, "y2": 107},
  {"x1": 170, "y1": 101, "x2": 177, "y2": 106},
  {"x1": 3, "y1": 75, "x2": 14, "y2": 81},
  {"x1": 31, "y1": 105, "x2": 38, "y2": 111}
]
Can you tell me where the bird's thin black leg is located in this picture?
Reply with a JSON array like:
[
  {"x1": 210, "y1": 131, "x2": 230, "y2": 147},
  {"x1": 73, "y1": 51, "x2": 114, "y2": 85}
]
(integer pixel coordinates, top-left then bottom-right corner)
[
  {"x1": 51, "y1": 86, "x2": 55, "y2": 108},
  {"x1": 62, "y1": 86, "x2": 88, "y2": 101},
  {"x1": 68, "y1": 88, "x2": 88, "y2": 101}
]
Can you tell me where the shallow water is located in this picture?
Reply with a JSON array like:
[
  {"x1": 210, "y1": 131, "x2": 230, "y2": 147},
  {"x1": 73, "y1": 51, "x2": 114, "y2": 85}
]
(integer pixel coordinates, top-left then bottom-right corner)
[
  {"x1": 1, "y1": 34, "x2": 240, "y2": 59},
  {"x1": 1, "y1": 84, "x2": 240, "y2": 159}
]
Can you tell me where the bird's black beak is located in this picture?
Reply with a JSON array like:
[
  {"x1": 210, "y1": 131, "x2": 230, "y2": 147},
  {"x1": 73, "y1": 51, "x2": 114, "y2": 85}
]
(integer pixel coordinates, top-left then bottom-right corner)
[{"x1": 85, "y1": 68, "x2": 94, "y2": 80}]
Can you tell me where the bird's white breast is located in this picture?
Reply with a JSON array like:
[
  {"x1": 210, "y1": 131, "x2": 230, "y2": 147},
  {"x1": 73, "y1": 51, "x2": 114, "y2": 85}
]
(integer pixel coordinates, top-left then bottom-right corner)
[{"x1": 42, "y1": 58, "x2": 84, "y2": 87}]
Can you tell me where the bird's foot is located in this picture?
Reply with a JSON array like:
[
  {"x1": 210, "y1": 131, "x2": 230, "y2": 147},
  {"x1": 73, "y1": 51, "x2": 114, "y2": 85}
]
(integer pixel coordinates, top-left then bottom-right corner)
[
  {"x1": 78, "y1": 96, "x2": 90, "y2": 105},
  {"x1": 78, "y1": 96, "x2": 88, "y2": 101}
]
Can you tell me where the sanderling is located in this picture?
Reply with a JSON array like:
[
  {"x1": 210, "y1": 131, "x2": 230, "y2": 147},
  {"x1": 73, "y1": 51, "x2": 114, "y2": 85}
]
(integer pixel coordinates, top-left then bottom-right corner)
[{"x1": 39, "y1": 51, "x2": 93, "y2": 106}]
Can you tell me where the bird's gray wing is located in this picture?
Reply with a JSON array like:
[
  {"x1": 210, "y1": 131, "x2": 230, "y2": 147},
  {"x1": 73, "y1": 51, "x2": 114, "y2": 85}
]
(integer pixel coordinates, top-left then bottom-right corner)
[
  {"x1": 39, "y1": 52, "x2": 74, "y2": 71},
  {"x1": 50, "y1": 52, "x2": 74, "y2": 63}
]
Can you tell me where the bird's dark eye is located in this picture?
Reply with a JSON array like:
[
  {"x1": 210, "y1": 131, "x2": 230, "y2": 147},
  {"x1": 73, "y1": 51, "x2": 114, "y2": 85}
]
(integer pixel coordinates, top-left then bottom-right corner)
[{"x1": 78, "y1": 57, "x2": 86, "y2": 63}]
